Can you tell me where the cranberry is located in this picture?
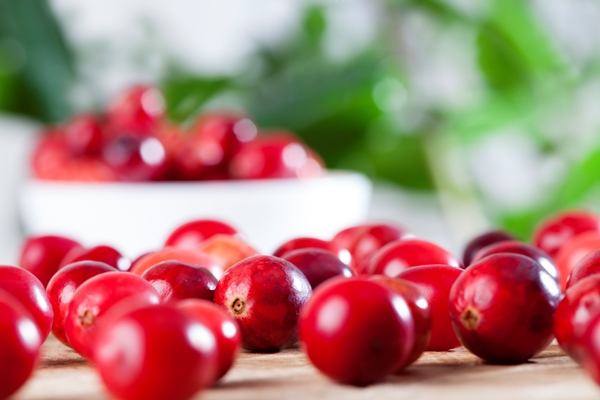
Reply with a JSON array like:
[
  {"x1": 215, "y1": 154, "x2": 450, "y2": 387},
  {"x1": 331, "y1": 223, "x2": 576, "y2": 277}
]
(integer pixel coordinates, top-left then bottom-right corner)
[
  {"x1": 18, "y1": 234, "x2": 82, "y2": 286},
  {"x1": 532, "y1": 210, "x2": 600, "y2": 258},
  {"x1": 554, "y1": 275, "x2": 600, "y2": 361},
  {"x1": 177, "y1": 299, "x2": 242, "y2": 381},
  {"x1": 130, "y1": 247, "x2": 222, "y2": 279},
  {"x1": 272, "y1": 237, "x2": 332, "y2": 258},
  {"x1": 60, "y1": 244, "x2": 129, "y2": 271},
  {"x1": 449, "y1": 254, "x2": 560, "y2": 364},
  {"x1": 31, "y1": 132, "x2": 116, "y2": 182},
  {"x1": 368, "y1": 239, "x2": 462, "y2": 277},
  {"x1": 462, "y1": 230, "x2": 515, "y2": 266},
  {"x1": 64, "y1": 271, "x2": 160, "y2": 359},
  {"x1": 94, "y1": 304, "x2": 218, "y2": 400},
  {"x1": 197, "y1": 234, "x2": 259, "y2": 271},
  {"x1": 63, "y1": 114, "x2": 105, "y2": 156},
  {"x1": 0, "y1": 290, "x2": 42, "y2": 400},
  {"x1": 0, "y1": 265, "x2": 53, "y2": 339},
  {"x1": 175, "y1": 114, "x2": 257, "y2": 180},
  {"x1": 369, "y1": 276, "x2": 432, "y2": 369},
  {"x1": 331, "y1": 222, "x2": 413, "y2": 270},
  {"x1": 103, "y1": 134, "x2": 168, "y2": 181},
  {"x1": 555, "y1": 231, "x2": 600, "y2": 291},
  {"x1": 300, "y1": 277, "x2": 415, "y2": 386},
  {"x1": 282, "y1": 248, "x2": 354, "y2": 289},
  {"x1": 396, "y1": 265, "x2": 462, "y2": 351},
  {"x1": 46, "y1": 261, "x2": 116, "y2": 346},
  {"x1": 577, "y1": 312, "x2": 600, "y2": 385},
  {"x1": 214, "y1": 255, "x2": 312, "y2": 352},
  {"x1": 471, "y1": 240, "x2": 559, "y2": 281},
  {"x1": 106, "y1": 85, "x2": 165, "y2": 135},
  {"x1": 141, "y1": 261, "x2": 217, "y2": 303},
  {"x1": 165, "y1": 219, "x2": 238, "y2": 249},
  {"x1": 568, "y1": 250, "x2": 600, "y2": 289},
  {"x1": 229, "y1": 132, "x2": 322, "y2": 180}
]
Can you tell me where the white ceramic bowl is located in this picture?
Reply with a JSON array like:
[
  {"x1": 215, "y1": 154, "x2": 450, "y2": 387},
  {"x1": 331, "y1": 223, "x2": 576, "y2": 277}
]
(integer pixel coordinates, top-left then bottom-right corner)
[{"x1": 19, "y1": 171, "x2": 372, "y2": 258}]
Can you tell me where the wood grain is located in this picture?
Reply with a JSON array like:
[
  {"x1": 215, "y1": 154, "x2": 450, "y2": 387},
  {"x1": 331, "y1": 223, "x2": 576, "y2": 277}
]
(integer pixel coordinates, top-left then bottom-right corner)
[{"x1": 14, "y1": 337, "x2": 599, "y2": 400}]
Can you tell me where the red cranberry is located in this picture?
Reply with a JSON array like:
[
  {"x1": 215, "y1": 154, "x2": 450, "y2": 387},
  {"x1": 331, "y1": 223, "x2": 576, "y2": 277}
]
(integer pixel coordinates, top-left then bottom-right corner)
[
  {"x1": 568, "y1": 250, "x2": 600, "y2": 289},
  {"x1": 18, "y1": 234, "x2": 82, "y2": 286},
  {"x1": 46, "y1": 261, "x2": 116, "y2": 346},
  {"x1": 273, "y1": 237, "x2": 332, "y2": 258},
  {"x1": 282, "y1": 248, "x2": 354, "y2": 289},
  {"x1": 449, "y1": 254, "x2": 560, "y2": 363},
  {"x1": 60, "y1": 244, "x2": 129, "y2": 271},
  {"x1": 532, "y1": 210, "x2": 600, "y2": 258},
  {"x1": 229, "y1": 132, "x2": 322, "y2": 180},
  {"x1": 94, "y1": 303, "x2": 218, "y2": 400},
  {"x1": 63, "y1": 114, "x2": 105, "y2": 156},
  {"x1": 299, "y1": 277, "x2": 415, "y2": 386},
  {"x1": 471, "y1": 240, "x2": 558, "y2": 281},
  {"x1": 130, "y1": 247, "x2": 222, "y2": 279},
  {"x1": 106, "y1": 85, "x2": 165, "y2": 135},
  {"x1": 396, "y1": 265, "x2": 462, "y2": 351},
  {"x1": 214, "y1": 255, "x2": 312, "y2": 352},
  {"x1": 103, "y1": 134, "x2": 168, "y2": 181},
  {"x1": 555, "y1": 232, "x2": 600, "y2": 291},
  {"x1": 555, "y1": 275, "x2": 600, "y2": 361},
  {"x1": 197, "y1": 234, "x2": 259, "y2": 271},
  {"x1": 165, "y1": 219, "x2": 238, "y2": 249},
  {"x1": 0, "y1": 290, "x2": 42, "y2": 400},
  {"x1": 462, "y1": 230, "x2": 515, "y2": 266},
  {"x1": 0, "y1": 265, "x2": 53, "y2": 339},
  {"x1": 331, "y1": 222, "x2": 413, "y2": 270},
  {"x1": 369, "y1": 276, "x2": 432, "y2": 369},
  {"x1": 175, "y1": 114, "x2": 257, "y2": 180},
  {"x1": 64, "y1": 271, "x2": 160, "y2": 359},
  {"x1": 368, "y1": 239, "x2": 462, "y2": 277},
  {"x1": 141, "y1": 261, "x2": 217, "y2": 303},
  {"x1": 177, "y1": 299, "x2": 242, "y2": 381}
]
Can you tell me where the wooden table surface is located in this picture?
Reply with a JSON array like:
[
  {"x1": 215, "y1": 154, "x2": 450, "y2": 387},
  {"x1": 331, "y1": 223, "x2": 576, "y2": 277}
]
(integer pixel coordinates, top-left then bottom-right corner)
[{"x1": 12, "y1": 337, "x2": 600, "y2": 400}]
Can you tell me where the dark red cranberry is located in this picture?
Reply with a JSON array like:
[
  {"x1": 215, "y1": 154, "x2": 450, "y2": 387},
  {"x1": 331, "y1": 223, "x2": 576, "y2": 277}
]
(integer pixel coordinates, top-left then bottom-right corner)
[
  {"x1": 462, "y1": 230, "x2": 515, "y2": 266},
  {"x1": 471, "y1": 240, "x2": 558, "y2": 281},
  {"x1": 282, "y1": 248, "x2": 354, "y2": 289},
  {"x1": 449, "y1": 254, "x2": 560, "y2": 364},
  {"x1": 214, "y1": 255, "x2": 312, "y2": 352},
  {"x1": 103, "y1": 134, "x2": 168, "y2": 181}
]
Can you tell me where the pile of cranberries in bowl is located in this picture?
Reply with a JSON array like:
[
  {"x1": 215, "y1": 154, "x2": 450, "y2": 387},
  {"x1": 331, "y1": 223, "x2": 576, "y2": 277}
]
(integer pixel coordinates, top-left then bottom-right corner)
[
  {"x1": 31, "y1": 85, "x2": 323, "y2": 183},
  {"x1": 6, "y1": 209, "x2": 600, "y2": 398}
]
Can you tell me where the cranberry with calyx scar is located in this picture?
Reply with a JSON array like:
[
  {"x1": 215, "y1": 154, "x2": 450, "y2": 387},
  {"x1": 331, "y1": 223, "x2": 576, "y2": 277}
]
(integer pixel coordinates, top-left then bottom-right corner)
[
  {"x1": 214, "y1": 255, "x2": 312, "y2": 352},
  {"x1": 47, "y1": 261, "x2": 116, "y2": 346},
  {"x1": 449, "y1": 254, "x2": 560, "y2": 364}
]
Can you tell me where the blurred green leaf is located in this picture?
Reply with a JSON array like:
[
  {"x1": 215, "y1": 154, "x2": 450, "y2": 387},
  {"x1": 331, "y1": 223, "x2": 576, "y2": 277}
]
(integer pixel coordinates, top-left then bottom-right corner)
[
  {"x1": 162, "y1": 77, "x2": 234, "y2": 124},
  {"x1": 0, "y1": 0, "x2": 74, "y2": 122}
]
